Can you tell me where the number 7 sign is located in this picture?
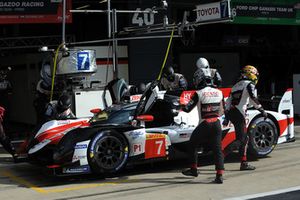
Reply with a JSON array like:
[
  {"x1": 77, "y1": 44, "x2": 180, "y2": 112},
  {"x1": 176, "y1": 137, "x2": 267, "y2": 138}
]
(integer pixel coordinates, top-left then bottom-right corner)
[
  {"x1": 145, "y1": 134, "x2": 166, "y2": 159},
  {"x1": 77, "y1": 51, "x2": 90, "y2": 71}
]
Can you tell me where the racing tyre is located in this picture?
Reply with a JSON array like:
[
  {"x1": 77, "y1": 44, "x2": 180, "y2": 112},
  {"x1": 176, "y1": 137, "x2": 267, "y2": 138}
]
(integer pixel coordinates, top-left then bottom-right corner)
[
  {"x1": 248, "y1": 117, "x2": 278, "y2": 158},
  {"x1": 88, "y1": 130, "x2": 129, "y2": 174}
]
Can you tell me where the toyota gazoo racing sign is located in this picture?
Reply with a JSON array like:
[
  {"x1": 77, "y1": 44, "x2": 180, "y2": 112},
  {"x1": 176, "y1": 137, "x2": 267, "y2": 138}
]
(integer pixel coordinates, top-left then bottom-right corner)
[
  {"x1": 0, "y1": 0, "x2": 72, "y2": 24},
  {"x1": 195, "y1": 0, "x2": 231, "y2": 22}
]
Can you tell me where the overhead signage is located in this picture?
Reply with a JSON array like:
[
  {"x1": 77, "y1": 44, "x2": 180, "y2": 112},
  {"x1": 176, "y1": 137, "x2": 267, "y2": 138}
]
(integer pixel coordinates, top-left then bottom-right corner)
[
  {"x1": 128, "y1": 0, "x2": 169, "y2": 27},
  {"x1": 0, "y1": 0, "x2": 72, "y2": 24},
  {"x1": 195, "y1": 0, "x2": 231, "y2": 22},
  {"x1": 231, "y1": 0, "x2": 300, "y2": 25}
]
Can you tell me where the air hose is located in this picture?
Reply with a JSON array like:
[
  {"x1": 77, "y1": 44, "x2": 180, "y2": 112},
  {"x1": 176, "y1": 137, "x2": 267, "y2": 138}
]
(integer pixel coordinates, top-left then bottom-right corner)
[
  {"x1": 50, "y1": 43, "x2": 64, "y2": 101},
  {"x1": 157, "y1": 28, "x2": 175, "y2": 80}
]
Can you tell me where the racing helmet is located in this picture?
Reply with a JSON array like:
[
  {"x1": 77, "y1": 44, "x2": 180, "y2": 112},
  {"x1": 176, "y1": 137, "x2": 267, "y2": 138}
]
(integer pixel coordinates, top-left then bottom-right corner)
[
  {"x1": 196, "y1": 57, "x2": 210, "y2": 69},
  {"x1": 163, "y1": 66, "x2": 175, "y2": 82},
  {"x1": 241, "y1": 65, "x2": 259, "y2": 84},
  {"x1": 193, "y1": 68, "x2": 213, "y2": 89},
  {"x1": 57, "y1": 94, "x2": 72, "y2": 112},
  {"x1": 137, "y1": 82, "x2": 146, "y2": 94}
]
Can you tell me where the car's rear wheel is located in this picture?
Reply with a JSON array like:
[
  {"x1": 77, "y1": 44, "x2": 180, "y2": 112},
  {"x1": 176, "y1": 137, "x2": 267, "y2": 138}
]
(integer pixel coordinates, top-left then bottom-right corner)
[
  {"x1": 248, "y1": 117, "x2": 278, "y2": 158},
  {"x1": 88, "y1": 130, "x2": 129, "y2": 174}
]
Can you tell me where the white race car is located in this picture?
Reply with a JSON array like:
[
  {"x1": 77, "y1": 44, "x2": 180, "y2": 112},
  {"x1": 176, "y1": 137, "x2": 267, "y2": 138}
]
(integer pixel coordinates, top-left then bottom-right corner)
[{"x1": 18, "y1": 81, "x2": 294, "y2": 175}]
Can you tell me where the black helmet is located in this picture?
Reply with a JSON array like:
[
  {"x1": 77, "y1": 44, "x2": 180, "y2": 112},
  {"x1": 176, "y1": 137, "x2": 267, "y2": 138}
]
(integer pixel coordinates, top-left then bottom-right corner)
[
  {"x1": 137, "y1": 82, "x2": 146, "y2": 94},
  {"x1": 163, "y1": 66, "x2": 175, "y2": 82},
  {"x1": 193, "y1": 68, "x2": 213, "y2": 89},
  {"x1": 57, "y1": 94, "x2": 72, "y2": 112}
]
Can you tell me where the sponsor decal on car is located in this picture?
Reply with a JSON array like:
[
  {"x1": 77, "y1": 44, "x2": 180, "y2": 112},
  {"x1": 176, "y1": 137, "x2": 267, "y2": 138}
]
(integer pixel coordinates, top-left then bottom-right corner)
[
  {"x1": 128, "y1": 130, "x2": 144, "y2": 140},
  {"x1": 57, "y1": 120, "x2": 71, "y2": 125},
  {"x1": 179, "y1": 133, "x2": 189, "y2": 138},
  {"x1": 180, "y1": 91, "x2": 196, "y2": 105},
  {"x1": 133, "y1": 143, "x2": 143, "y2": 154},
  {"x1": 146, "y1": 133, "x2": 166, "y2": 139},
  {"x1": 72, "y1": 155, "x2": 87, "y2": 162},
  {"x1": 130, "y1": 94, "x2": 142, "y2": 102},
  {"x1": 145, "y1": 133, "x2": 167, "y2": 159},
  {"x1": 74, "y1": 144, "x2": 88, "y2": 149},
  {"x1": 63, "y1": 165, "x2": 91, "y2": 174}
]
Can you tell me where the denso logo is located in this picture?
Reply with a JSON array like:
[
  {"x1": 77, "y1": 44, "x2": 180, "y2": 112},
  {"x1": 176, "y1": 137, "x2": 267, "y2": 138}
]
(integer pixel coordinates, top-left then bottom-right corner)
[{"x1": 203, "y1": 91, "x2": 219, "y2": 97}]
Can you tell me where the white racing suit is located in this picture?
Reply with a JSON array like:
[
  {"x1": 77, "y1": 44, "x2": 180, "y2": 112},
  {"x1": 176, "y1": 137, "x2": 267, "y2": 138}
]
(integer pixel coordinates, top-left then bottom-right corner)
[
  {"x1": 183, "y1": 86, "x2": 224, "y2": 172},
  {"x1": 224, "y1": 79, "x2": 266, "y2": 161}
]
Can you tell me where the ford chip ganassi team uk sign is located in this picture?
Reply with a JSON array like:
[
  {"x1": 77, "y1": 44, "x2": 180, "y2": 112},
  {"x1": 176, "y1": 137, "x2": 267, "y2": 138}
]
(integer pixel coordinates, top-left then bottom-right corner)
[{"x1": 195, "y1": 0, "x2": 231, "y2": 22}]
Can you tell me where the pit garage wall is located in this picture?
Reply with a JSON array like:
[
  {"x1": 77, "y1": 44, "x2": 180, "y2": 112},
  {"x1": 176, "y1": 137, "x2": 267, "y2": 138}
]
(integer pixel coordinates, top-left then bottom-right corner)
[
  {"x1": 179, "y1": 52, "x2": 240, "y2": 87},
  {"x1": 293, "y1": 74, "x2": 300, "y2": 115},
  {"x1": 128, "y1": 39, "x2": 171, "y2": 85},
  {"x1": 0, "y1": 53, "x2": 41, "y2": 125},
  {"x1": 0, "y1": 46, "x2": 128, "y2": 124}
]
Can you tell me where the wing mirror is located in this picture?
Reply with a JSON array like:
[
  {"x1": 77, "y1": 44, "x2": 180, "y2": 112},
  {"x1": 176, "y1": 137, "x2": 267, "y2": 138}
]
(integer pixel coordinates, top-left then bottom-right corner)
[
  {"x1": 133, "y1": 114, "x2": 154, "y2": 127},
  {"x1": 136, "y1": 115, "x2": 154, "y2": 122},
  {"x1": 90, "y1": 108, "x2": 101, "y2": 114}
]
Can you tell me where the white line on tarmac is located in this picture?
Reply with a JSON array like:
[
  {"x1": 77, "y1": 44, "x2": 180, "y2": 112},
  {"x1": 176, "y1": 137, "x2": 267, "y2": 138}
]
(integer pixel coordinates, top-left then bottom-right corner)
[{"x1": 224, "y1": 186, "x2": 300, "y2": 200}]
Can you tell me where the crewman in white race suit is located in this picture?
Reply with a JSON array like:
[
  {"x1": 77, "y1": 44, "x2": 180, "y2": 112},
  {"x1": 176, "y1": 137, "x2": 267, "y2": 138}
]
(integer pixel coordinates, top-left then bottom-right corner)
[
  {"x1": 195, "y1": 57, "x2": 222, "y2": 87},
  {"x1": 181, "y1": 69, "x2": 224, "y2": 184},
  {"x1": 223, "y1": 65, "x2": 267, "y2": 171}
]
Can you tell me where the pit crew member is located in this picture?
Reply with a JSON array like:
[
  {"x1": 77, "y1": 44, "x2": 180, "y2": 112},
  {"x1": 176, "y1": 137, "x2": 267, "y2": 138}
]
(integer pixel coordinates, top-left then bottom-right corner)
[
  {"x1": 181, "y1": 69, "x2": 225, "y2": 184},
  {"x1": 195, "y1": 57, "x2": 222, "y2": 87},
  {"x1": 45, "y1": 94, "x2": 75, "y2": 121},
  {"x1": 223, "y1": 65, "x2": 267, "y2": 170},
  {"x1": 160, "y1": 66, "x2": 187, "y2": 91},
  {"x1": 0, "y1": 106, "x2": 17, "y2": 159}
]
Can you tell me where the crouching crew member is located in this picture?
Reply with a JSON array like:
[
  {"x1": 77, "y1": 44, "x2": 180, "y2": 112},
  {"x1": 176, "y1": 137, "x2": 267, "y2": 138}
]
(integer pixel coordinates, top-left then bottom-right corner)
[{"x1": 45, "y1": 94, "x2": 75, "y2": 121}]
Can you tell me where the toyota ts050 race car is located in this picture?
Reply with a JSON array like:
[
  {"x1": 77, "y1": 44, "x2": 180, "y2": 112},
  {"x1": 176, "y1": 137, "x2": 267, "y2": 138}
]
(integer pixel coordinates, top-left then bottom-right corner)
[{"x1": 17, "y1": 81, "x2": 295, "y2": 176}]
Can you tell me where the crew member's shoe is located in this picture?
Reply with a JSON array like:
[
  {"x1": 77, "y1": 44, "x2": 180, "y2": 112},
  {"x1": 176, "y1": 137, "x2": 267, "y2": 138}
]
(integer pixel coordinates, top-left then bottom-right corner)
[
  {"x1": 214, "y1": 174, "x2": 223, "y2": 184},
  {"x1": 182, "y1": 168, "x2": 198, "y2": 177},
  {"x1": 12, "y1": 154, "x2": 28, "y2": 163},
  {"x1": 240, "y1": 162, "x2": 256, "y2": 170}
]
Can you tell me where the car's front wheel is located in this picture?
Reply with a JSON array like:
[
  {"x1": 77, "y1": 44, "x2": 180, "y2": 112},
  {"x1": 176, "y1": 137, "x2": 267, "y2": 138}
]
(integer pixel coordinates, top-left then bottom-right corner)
[
  {"x1": 87, "y1": 130, "x2": 129, "y2": 174},
  {"x1": 248, "y1": 117, "x2": 278, "y2": 158}
]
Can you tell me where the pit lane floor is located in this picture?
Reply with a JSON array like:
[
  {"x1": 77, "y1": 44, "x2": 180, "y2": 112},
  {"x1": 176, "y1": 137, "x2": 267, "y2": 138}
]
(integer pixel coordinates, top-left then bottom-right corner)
[{"x1": 0, "y1": 127, "x2": 300, "y2": 200}]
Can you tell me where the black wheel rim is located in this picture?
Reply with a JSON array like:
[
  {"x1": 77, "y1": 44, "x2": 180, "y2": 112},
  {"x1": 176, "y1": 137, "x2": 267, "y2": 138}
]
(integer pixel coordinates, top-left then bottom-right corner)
[
  {"x1": 252, "y1": 122, "x2": 275, "y2": 151},
  {"x1": 94, "y1": 136, "x2": 125, "y2": 170}
]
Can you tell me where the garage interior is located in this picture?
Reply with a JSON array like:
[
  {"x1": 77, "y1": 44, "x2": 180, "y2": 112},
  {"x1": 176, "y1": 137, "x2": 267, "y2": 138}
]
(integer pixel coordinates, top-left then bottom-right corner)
[{"x1": 0, "y1": 0, "x2": 300, "y2": 139}]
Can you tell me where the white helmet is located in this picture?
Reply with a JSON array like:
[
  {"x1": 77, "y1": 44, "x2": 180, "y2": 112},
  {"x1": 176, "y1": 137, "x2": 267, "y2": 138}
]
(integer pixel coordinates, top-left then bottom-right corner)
[{"x1": 196, "y1": 57, "x2": 210, "y2": 69}]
